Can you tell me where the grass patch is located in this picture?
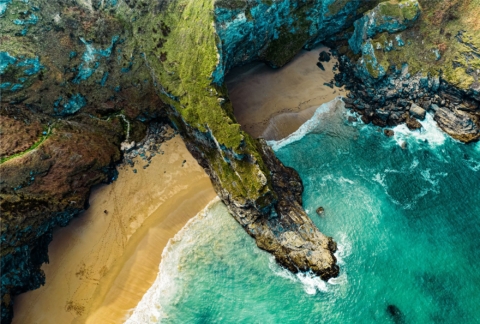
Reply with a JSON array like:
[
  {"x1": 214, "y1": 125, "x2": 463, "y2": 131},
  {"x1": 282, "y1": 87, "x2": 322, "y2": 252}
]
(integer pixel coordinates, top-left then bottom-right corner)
[{"x1": 0, "y1": 126, "x2": 51, "y2": 164}]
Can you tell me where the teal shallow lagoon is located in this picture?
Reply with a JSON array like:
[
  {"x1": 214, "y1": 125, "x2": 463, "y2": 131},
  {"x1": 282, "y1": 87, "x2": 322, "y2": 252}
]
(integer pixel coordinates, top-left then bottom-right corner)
[{"x1": 127, "y1": 100, "x2": 480, "y2": 324}]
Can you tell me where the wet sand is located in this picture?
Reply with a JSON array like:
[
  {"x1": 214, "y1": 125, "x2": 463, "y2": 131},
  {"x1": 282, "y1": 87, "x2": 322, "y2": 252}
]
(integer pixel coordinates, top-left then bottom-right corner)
[
  {"x1": 226, "y1": 45, "x2": 346, "y2": 140},
  {"x1": 13, "y1": 135, "x2": 217, "y2": 324}
]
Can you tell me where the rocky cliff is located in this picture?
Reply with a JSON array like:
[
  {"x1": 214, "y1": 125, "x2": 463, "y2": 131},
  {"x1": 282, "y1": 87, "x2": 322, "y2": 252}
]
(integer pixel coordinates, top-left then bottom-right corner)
[
  {"x1": 332, "y1": 0, "x2": 480, "y2": 141},
  {"x1": 1, "y1": 0, "x2": 478, "y2": 322}
]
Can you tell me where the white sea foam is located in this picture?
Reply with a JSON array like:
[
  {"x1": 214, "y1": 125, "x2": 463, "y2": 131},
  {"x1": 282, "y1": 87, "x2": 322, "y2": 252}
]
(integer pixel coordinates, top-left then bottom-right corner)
[
  {"x1": 268, "y1": 257, "x2": 329, "y2": 295},
  {"x1": 334, "y1": 232, "x2": 352, "y2": 266},
  {"x1": 466, "y1": 158, "x2": 480, "y2": 172},
  {"x1": 268, "y1": 97, "x2": 344, "y2": 151},
  {"x1": 124, "y1": 198, "x2": 221, "y2": 324},
  {"x1": 392, "y1": 113, "x2": 447, "y2": 148}
]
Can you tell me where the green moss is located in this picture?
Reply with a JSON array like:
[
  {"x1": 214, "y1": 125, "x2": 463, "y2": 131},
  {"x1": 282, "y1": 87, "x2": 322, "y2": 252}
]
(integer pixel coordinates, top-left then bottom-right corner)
[
  {"x1": 377, "y1": 0, "x2": 419, "y2": 21},
  {"x1": 363, "y1": 54, "x2": 380, "y2": 78},
  {"x1": 359, "y1": 0, "x2": 480, "y2": 89},
  {"x1": 127, "y1": 0, "x2": 272, "y2": 203},
  {"x1": 0, "y1": 126, "x2": 51, "y2": 164},
  {"x1": 328, "y1": 0, "x2": 351, "y2": 16},
  {"x1": 401, "y1": 3, "x2": 419, "y2": 20}
]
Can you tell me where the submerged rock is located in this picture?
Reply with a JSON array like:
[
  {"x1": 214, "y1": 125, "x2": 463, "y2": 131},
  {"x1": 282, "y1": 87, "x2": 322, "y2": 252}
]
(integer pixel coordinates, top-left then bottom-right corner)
[
  {"x1": 316, "y1": 62, "x2": 325, "y2": 71},
  {"x1": 386, "y1": 304, "x2": 405, "y2": 323}
]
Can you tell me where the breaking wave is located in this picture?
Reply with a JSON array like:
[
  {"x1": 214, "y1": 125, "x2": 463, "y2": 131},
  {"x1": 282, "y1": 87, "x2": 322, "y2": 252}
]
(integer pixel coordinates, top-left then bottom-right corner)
[{"x1": 268, "y1": 97, "x2": 344, "y2": 151}]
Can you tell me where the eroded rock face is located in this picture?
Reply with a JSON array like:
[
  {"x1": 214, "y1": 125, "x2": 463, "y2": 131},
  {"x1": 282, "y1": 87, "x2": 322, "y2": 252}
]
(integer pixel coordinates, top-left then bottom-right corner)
[
  {"x1": 1, "y1": 0, "x2": 373, "y2": 319},
  {"x1": 331, "y1": 0, "x2": 480, "y2": 143},
  {"x1": 2, "y1": 0, "x2": 479, "y2": 321},
  {"x1": 434, "y1": 107, "x2": 480, "y2": 142},
  {"x1": 1, "y1": 1, "x2": 165, "y2": 321}
]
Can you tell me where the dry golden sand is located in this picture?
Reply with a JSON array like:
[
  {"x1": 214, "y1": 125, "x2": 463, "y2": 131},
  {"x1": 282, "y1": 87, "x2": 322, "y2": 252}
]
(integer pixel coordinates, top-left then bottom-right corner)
[
  {"x1": 226, "y1": 45, "x2": 346, "y2": 140},
  {"x1": 13, "y1": 135, "x2": 216, "y2": 324}
]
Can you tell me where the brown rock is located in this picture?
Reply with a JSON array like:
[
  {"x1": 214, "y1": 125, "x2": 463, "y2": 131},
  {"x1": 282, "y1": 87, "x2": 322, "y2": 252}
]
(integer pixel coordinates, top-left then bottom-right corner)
[
  {"x1": 434, "y1": 107, "x2": 480, "y2": 143},
  {"x1": 406, "y1": 116, "x2": 422, "y2": 130},
  {"x1": 384, "y1": 129, "x2": 395, "y2": 137},
  {"x1": 316, "y1": 206, "x2": 325, "y2": 216}
]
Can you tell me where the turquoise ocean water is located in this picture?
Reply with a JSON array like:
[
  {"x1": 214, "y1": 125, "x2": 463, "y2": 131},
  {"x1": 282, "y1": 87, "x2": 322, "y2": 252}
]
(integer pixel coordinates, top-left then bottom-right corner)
[{"x1": 127, "y1": 99, "x2": 480, "y2": 324}]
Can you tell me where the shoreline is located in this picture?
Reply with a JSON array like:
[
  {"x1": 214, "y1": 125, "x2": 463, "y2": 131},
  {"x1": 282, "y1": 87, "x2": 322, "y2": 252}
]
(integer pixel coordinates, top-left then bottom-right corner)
[
  {"x1": 14, "y1": 46, "x2": 346, "y2": 324},
  {"x1": 12, "y1": 135, "x2": 217, "y2": 324},
  {"x1": 226, "y1": 45, "x2": 346, "y2": 140}
]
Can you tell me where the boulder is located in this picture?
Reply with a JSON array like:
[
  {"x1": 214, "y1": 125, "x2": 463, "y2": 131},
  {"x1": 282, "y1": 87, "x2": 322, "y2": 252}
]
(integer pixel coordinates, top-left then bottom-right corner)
[
  {"x1": 406, "y1": 116, "x2": 422, "y2": 130},
  {"x1": 376, "y1": 109, "x2": 390, "y2": 121},
  {"x1": 316, "y1": 62, "x2": 325, "y2": 71},
  {"x1": 319, "y1": 51, "x2": 331, "y2": 62},
  {"x1": 409, "y1": 103, "x2": 426, "y2": 120},
  {"x1": 430, "y1": 103, "x2": 440, "y2": 112},
  {"x1": 316, "y1": 207, "x2": 325, "y2": 216},
  {"x1": 384, "y1": 129, "x2": 395, "y2": 137}
]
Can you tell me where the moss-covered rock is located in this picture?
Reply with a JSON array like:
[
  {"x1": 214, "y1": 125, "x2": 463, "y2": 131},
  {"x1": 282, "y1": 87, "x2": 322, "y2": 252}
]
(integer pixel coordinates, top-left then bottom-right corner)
[
  {"x1": 3, "y1": 0, "x2": 478, "y2": 321},
  {"x1": 348, "y1": 0, "x2": 421, "y2": 55}
]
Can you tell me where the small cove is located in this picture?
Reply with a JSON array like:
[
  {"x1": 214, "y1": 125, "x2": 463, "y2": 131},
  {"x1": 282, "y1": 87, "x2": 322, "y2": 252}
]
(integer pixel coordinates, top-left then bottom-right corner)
[{"x1": 126, "y1": 46, "x2": 480, "y2": 323}]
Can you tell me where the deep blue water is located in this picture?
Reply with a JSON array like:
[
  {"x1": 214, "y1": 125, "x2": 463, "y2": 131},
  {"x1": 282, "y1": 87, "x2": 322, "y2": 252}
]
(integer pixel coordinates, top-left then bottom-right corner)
[{"x1": 127, "y1": 100, "x2": 480, "y2": 324}]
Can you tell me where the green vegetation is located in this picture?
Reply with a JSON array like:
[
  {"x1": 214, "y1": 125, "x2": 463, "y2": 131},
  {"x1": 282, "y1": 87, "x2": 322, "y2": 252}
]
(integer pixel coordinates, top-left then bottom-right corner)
[
  {"x1": 328, "y1": 0, "x2": 351, "y2": 16},
  {"x1": 0, "y1": 126, "x2": 51, "y2": 164},
  {"x1": 366, "y1": 0, "x2": 479, "y2": 89},
  {"x1": 126, "y1": 0, "x2": 273, "y2": 203},
  {"x1": 378, "y1": 0, "x2": 419, "y2": 20}
]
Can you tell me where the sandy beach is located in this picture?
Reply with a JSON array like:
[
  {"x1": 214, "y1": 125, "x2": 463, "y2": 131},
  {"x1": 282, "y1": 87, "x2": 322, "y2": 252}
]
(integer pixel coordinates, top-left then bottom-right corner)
[
  {"x1": 13, "y1": 46, "x2": 344, "y2": 324},
  {"x1": 226, "y1": 45, "x2": 346, "y2": 140},
  {"x1": 13, "y1": 135, "x2": 216, "y2": 324}
]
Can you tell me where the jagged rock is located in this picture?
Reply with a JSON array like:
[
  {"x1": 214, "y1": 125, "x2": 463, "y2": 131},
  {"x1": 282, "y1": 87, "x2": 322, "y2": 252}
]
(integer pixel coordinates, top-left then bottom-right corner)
[
  {"x1": 409, "y1": 103, "x2": 426, "y2": 120},
  {"x1": 316, "y1": 206, "x2": 325, "y2": 215},
  {"x1": 434, "y1": 107, "x2": 480, "y2": 143},
  {"x1": 388, "y1": 112, "x2": 408, "y2": 125},
  {"x1": 397, "y1": 98, "x2": 410, "y2": 108}
]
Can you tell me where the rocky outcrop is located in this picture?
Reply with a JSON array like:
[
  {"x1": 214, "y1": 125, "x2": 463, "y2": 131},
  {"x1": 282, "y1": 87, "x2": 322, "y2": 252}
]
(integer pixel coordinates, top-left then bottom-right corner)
[
  {"x1": 183, "y1": 128, "x2": 339, "y2": 279},
  {"x1": 0, "y1": 0, "x2": 371, "y2": 320},
  {"x1": 434, "y1": 107, "x2": 480, "y2": 142},
  {"x1": 331, "y1": 0, "x2": 480, "y2": 142},
  {"x1": 348, "y1": 0, "x2": 420, "y2": 55},
  {"x1": 2, "y1": 0, "x2": 480, "y2": 321},
  {"x1": 335, "y1": 56, "x2": 480, "y2": 141},
  {"x1": 1, "y1": 1, "x2": 165, "y2": 321}
]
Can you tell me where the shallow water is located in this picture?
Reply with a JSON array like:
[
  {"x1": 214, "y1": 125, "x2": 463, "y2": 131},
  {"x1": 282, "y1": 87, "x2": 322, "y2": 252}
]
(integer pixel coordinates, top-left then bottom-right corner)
[{"x1": 127, "y1": 101, "x2": 480, "y2": 324}]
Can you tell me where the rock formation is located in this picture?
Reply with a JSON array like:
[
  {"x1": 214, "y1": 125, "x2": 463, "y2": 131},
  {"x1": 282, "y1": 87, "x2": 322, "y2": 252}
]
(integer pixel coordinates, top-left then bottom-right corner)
[
  {"x1": 1, "y1": 0, "x2": 479, "y2": 322},
  {"x1": 332, "y1": 0, "x2": 480, "y2": 142}
]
